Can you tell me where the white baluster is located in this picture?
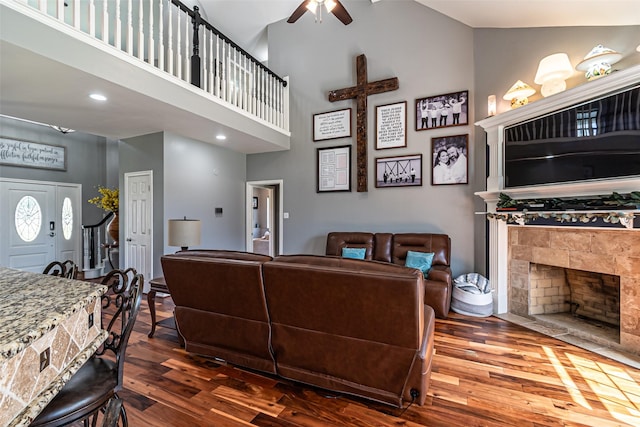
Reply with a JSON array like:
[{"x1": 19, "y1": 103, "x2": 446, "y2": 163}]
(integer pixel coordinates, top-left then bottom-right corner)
[
  {"x1": 40, "y1": 0, "x2": 47, "y2": 14},
  {"x1": 126, "y1": 0, "x2": 133, "y2": 55},
  {"x1": 73, "y1": 0, "x2": 80, "y2": 29},
  {"x1": 147, "y1": 0, "x2": 154, "y2": 66},
  {"x1": 55, "y1": 0, "x2": 64, "y2": 21},
  {"x1": 284, "y1": 76, "x2": 290, "y2": 132},
  {"x1": 233, "y1": 48, "x2": 238, "y2": 106},
  {"x1": 269, "y1": 75, "x2": 274, "y2": 124},
  {"x1": 184, "y1": 10, "x2": 189, "y2": 83},
  {"x1": 158, "y1": 0, "x2": 164, "y2": 71},
  {"x1": 225, "y1": 42, "x2": 231, "y2": 102},
  {"x1": 115, "y1": 0, "x2": 122, "y2": 51},
  {"x1": 220, "y1": 40, "x2": 225, "y2": 100},
  {"x1": 101, "y1": 0, "x2": 109, "y2": 44},
  {"x1": 214, "y1": 35, "x2": 220, "y2": 98},
  {"x1": 137, "y1": 0, "x2": 144, "y2": 60},
  {"x1": 208, "y1": 32, "x2": 214, "y2": 95},
  {"x1": 89, "y1": 0, "x2": 95, "y2": 37},
  {"x1": 242, "y1": 55, "x2": 247, "y2": 111},
  {"x1": 176, "y1": 7, "x2": 181, "y2": 80},
  {"x1": 167, "y1": 2, "x2": 173, "y2": 75}
]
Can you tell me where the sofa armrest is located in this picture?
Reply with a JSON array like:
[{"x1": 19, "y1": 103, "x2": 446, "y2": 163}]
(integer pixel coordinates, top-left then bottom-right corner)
[
  {"x1": 403, "y1": 305, "x2": 435, "y2": 406},
  {"x1": 426, "y1": 265, "x2": 451, "y2": 286}
]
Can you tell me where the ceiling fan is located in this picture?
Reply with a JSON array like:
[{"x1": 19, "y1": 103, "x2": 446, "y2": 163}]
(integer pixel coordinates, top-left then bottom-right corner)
[{"x1": 287, "y1": 0, "x2": 353, "y2": 25}]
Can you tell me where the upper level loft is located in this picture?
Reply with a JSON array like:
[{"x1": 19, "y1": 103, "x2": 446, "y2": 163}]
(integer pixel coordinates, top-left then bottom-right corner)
[{"x1": 0, "y1": 0, "x2": 290, "y2": 153}]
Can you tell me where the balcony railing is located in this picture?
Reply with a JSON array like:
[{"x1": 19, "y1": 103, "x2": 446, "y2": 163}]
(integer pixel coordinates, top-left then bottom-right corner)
[{"x1": 18, "y1": 0, "x2": 289, "y2": 132}]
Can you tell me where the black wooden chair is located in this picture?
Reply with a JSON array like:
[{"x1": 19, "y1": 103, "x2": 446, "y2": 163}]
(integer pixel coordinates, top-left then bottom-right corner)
[
  {"x1": 31, "y1": 269, "x2": 143, "y2": 427},
  {"x1": 42, "y1": 260, "x2": 79, "y2": 279}
]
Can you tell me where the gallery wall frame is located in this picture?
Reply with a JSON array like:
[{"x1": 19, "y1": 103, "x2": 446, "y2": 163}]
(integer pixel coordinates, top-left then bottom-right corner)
[
  {"x1": 415, "y1": 90, "x2": 468, "y2": 131},
  {"x1": 0, "y1": 137, "x2": 67, "y2": 171},
  {"x1": 317, "y1": 145, "x2": 351, "y2": 192},
  {"x1": 375, "y1": 153, "x2": 422, "y2": 188},
  {"x1": 431, "y1": 134, "x2": 469, "y2": 185},
  {"x1": 252, "y1": 197, "x2": 258, "y2": 209},
  {"x1": 375, "y1": 101, "x2": 407, "y2": 150},
  {"x1": 313, "y1": 108, "x2": 352, "y2": 142}
]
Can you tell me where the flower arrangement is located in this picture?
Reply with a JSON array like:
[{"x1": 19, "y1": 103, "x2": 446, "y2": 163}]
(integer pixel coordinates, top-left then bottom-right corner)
[{"x1": 88, "y1": 186, "x2": 119, "y2": 212}]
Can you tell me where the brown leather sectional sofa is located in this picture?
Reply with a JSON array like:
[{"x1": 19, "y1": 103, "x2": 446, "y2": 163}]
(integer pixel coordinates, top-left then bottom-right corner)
[
  {"x1": 161, "y1": 250, "x2": 436, "y2": 408},
  {"x1": 326, "y1": 232, "x2": 453, "y2": 318}
]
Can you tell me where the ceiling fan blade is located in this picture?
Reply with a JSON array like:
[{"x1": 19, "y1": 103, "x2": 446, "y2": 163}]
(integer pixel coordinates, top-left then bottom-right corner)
[
  {"x1": 287, "y1": 1, "x2": 310, "y2": 23},
  {"x1": 332, "y1": 0, "x2": 353, "y2": 25}
]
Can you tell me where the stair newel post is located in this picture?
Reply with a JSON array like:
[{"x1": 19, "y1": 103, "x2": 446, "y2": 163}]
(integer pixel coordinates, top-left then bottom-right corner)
[{"x1": 191, "y1": 6, "x2": 202, "y2": 88}]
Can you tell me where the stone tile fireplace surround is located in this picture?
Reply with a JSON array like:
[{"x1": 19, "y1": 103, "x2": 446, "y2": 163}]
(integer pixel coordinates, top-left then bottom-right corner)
[
  {"x1": 475, "y1": 65, "x2": 640, "y2": 363},
  {"x1": 508, "y1": 226, "x2": 639, "y2": 355}
]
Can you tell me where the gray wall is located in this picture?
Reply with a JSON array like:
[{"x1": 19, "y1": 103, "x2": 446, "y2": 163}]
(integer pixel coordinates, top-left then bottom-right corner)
[
  {"x1": 249, "y1": 0, "x2": 476, "y2": 277},
  {"x1": 119, "y1": 132, "x2": 165, "y2": 277},
  {"x1": 0, "y1": 115, "x2": 109, "y2": 225},
  {"x1": 162, "y1": 132, "x2": 247, "y2": 257},
  {"x1": 471, "y1": 25, "x2": 640, "y2": 274}
]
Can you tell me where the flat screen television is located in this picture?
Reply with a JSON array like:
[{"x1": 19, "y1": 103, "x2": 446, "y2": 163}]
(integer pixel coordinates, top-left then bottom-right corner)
[{"x1": 503, "y1": 84, "x2": 640, "y2": 188}]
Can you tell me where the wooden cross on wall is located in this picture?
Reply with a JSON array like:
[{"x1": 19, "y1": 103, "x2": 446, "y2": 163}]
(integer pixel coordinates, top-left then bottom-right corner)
[{"x1": 329, "y1": 54, "x2": 399, "y2": 192}]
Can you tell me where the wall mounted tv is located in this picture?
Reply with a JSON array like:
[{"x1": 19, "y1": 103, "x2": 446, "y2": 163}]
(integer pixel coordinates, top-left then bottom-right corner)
[{"x1": 503, "y1": 84, "x2": 640, "y2": 188}]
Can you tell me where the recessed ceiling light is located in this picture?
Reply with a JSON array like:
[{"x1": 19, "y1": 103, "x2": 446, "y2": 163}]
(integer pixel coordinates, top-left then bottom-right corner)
[
  {"x1": 215, "y1": 134, "x2": 227, "y2": 140},
  {"x1": 89, "y1": 93, "x2": 107, "y2": 101}
]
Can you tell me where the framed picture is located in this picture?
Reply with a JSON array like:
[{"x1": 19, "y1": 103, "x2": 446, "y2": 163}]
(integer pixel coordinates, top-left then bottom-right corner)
[
  {"x1": 375, "y1": 153, "x2": 422, "y2": 188},
  {"x1": 0, "y1": 137, "x2": 67, "y2": 171},
  {"x1": 252, "y1": 197, "x2": 258, "y2": 209},
  {"x1": 375, "y1": 101, "x2": 407, "y2": 150},
  {"x1": 415, "y1": 90, "x2": 468, "y2": 131},
  {"x1": 317, "y1": 145, "x2": 351, "y2": 192},
  {"x1": 313, "y1": 108, "x2": 352, "y2": 141},
  {"x1": 431, "y1": 134, "x2": 469, "y2": 185}
]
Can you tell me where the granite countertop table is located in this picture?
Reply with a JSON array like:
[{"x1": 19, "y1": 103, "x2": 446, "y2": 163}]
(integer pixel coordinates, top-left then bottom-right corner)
[{"x1": 0, "y1": 267, "x2": 108, "y2": 427}]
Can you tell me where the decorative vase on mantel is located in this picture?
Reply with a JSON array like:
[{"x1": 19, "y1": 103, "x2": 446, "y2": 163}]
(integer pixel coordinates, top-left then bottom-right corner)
[{"x1": 107, "y1": 211, "x2": 119, "y2": 245}]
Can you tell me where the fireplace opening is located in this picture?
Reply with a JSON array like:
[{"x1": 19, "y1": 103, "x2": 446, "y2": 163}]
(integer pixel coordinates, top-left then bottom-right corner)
[{"x1": 526, "y1": 263, "x2": 620, "y2": 345}]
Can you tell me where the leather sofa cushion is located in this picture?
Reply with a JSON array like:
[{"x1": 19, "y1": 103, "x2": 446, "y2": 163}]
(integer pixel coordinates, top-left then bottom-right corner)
[
  {"x1": 325, "y1": 232, "x2": 375, "y2": 260},
  {"x1": 391, "y1": 233, "x2": 450, "y2": 267}
]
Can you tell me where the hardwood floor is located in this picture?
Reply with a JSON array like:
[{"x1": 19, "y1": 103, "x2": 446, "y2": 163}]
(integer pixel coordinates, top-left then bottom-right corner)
[{"x1": 119, "y1": 297, "x2": 640, "y2": 426}]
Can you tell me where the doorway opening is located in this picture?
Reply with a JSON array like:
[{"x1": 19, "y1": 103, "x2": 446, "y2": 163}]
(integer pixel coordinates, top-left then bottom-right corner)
[{"x1": 246, "y1": 180, "x2": 283, "y2": 256}]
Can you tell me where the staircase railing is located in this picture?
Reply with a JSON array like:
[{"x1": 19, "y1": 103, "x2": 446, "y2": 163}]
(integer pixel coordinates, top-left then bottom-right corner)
[
  {"x1": 82, "y1": 211, "x2": 114, "y2": 272},
  {"x1": 16, "y1": 0, "x2": 289, "y2": 132}
]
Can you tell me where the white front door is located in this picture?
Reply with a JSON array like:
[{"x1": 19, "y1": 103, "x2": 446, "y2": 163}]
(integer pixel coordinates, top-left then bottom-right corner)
[
  {"x1": 0, "y1": 178, "x2": 81, "y2": 273},
  {"x1": 55, "y1": 184, "x2": 82, "y2": 266},
  {"x1": 124, "y1": 171, "x2": 153, "y2": 292}
]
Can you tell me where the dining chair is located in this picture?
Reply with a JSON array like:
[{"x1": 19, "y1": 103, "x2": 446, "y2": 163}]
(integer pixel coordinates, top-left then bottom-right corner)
[
  {"x1": 42, "y1": 260, "x2": 78, "y2": 279},
  {"x1": 31, "y1": 268, "x2": 143, "y2": 427}
]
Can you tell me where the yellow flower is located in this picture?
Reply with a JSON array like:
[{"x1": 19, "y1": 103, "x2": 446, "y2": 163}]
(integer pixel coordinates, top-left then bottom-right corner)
[{"x1": 88, "y1": 186, "x2": 119, "y2": 212}]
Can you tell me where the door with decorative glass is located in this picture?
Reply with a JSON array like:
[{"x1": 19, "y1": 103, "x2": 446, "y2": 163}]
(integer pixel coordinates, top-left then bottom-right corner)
[{"x1": 0, "y1": 178, "x2": 82, "y2": 273}]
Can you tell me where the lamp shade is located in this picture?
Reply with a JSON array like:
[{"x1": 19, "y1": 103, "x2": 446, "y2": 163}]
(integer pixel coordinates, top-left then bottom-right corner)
[
  {"x1": 534, "y1": 53, "x2": 573, "y2": 97},
  {"x1": 168, "y1": 218, "x2": 201, "y2": 250},
  {"x1": 503, "y1": 80, "x2": 536, "y2": 108},
  {"x1": 576, "y1": 44, "x2": 622, "y2": 80}
]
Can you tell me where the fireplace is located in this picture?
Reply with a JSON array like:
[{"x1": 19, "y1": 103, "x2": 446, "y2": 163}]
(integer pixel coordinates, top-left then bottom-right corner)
[
  {"x1": 507, "y1": 227, "x2": 640, "y2": 354},
  {"x1": 475, "y1": 65, "x2": 640, "y2": 358}
]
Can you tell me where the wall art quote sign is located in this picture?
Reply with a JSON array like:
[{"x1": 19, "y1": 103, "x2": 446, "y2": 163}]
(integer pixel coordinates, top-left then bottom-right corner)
[
  {"x1": 313, "y1": 108, "x2": 352, "y2": 141},
  {"x1": 0, "y1": 137, "x2": 67, "y2": 171},
  {"x1": 375, "y1": 101, "x2": 407, "y2": 150}
]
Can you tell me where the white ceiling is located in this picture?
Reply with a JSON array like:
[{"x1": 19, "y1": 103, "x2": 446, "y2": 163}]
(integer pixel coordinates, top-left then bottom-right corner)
[{"x1": 195, "y1": 0, "x2": 640, "y2": 62}]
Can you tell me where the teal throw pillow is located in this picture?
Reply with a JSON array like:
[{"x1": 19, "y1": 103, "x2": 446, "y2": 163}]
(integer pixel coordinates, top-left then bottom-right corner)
[
  {"x1": 405, "y1": 250, "x2": 435, "y2": 278},
  {"x1": 342, "y1": 247, "x2": 366, "y2": 259}
]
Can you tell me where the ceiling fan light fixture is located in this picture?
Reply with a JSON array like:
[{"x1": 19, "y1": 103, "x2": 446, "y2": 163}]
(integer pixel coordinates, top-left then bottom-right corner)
[
  {"x1": 325, "y1": 0, "x2": 337, "y2": 13},
  {"x1": 306, "y1": 1, "x2": 318, "y2": 14}
]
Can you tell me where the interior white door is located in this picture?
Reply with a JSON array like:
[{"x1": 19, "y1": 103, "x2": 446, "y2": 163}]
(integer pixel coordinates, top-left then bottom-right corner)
[
  {"x1": 0, "y1": 179, "x2": 56, "y2": 272},
  {"x1": 124, "y1": 171, "x2": 153, "y2": 292}
]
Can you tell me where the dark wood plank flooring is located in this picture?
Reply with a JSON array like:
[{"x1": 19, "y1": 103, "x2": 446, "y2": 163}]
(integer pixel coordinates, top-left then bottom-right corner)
[{"x1": 117, "y1": 296, "x2": 640, "y2": 426}]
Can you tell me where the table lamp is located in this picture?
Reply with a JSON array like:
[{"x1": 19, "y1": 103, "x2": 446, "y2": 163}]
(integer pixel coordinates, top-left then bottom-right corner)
[
  {"x1": 168, "y1": 217, "x2": 201, "y2": 251},
  {"x1": 534, "y1": 53, "x2": 573, "y2": 97},
  {"x1": 503, "y1": 80, "x2": 536, "y2": 109}
]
